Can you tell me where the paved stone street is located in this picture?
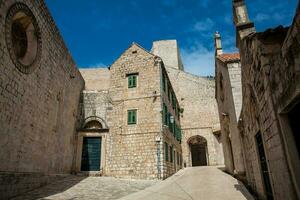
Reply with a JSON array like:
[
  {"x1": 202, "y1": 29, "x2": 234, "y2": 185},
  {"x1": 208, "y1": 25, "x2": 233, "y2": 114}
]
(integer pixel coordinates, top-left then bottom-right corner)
[
  {"x1": 11, "y1": 176, "x2": 158, "y2": 200},
  {"x1": 11, "y1": 167, "x2": 254, "y2": 200},
  {"x1": 121, "y1": 166, "x2": 254, "y2": 200}
]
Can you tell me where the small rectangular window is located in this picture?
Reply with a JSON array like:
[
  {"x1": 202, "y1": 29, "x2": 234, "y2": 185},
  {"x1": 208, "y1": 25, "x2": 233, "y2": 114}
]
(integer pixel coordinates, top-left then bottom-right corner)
[
  {"x1": 127, "y1": 109, "x2": 137, "y2": 124},
  {"x1": 128, "y1": 74, "x2": 137, "y2": 88},
  {"x1": 165, "y1": 142, "x2": 168, "y2": 162}
]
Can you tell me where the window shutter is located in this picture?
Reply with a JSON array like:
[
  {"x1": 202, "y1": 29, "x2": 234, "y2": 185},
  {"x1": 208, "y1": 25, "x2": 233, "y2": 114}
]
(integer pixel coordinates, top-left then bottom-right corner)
[
  {"x1": 128, "y1": 110, "x2": 137, "y2": 124},
  {"x1": 132, "y1": 75, "x2": 136, "y2": 87},
  {"x1": 165, "y1": 142, "x2": 168, "y2": 161}
]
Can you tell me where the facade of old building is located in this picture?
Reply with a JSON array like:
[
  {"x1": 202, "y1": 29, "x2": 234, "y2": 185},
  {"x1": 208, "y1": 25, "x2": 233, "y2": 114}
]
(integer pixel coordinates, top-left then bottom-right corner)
[
  {"x1": 214, "y1": 33, "x2": 246, "y2": 178},
  {"x1": 0, "y1": 0, "x2": 226, "y2": 199},
  {"x1": 151, "y1": 40, "x2": 224, "y2": 168},
  {"x1": 0, "y1": 0, "x2": 84, "y2": 199},
  {"x1": 215, "y1": 1, "x2": 300, "y2": 199},
  {"x1": 78, "y1": 43, "x2": 183, "y2": 180}
]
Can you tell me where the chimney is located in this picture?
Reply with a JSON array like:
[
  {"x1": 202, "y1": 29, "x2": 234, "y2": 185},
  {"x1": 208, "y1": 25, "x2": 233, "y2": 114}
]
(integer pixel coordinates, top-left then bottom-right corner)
[
  {"x1": 214, "y1": 31, "x2": 223, "y2": 56},
  {"x1": 232, "y1": 0, "x2": 256, "y2": 48}
]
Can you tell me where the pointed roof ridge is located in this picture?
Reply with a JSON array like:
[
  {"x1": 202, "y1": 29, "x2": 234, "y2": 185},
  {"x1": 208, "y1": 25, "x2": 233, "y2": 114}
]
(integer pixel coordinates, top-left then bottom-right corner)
[
  {"x1": 109, "y1": 42, "x2": 162, "y2": 68},
  {"x1": 131, "y1": 42, "x2": 159, "y2": 58}
]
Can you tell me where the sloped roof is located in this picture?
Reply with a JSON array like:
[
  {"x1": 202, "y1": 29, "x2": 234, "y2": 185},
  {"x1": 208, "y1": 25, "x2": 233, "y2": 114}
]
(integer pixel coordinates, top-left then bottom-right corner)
[{"x1": 217, "y1": 53, "x2": 240, "y2": 63}]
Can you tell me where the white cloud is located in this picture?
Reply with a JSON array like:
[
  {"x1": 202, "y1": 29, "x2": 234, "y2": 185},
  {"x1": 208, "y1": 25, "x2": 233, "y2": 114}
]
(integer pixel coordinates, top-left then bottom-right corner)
[
  {"x1": 254, "y1": 13, "x2": 270, "y2": 22},
  {"x1": 181, "y1": 43, "x2": 215, "y2": 76},
  {"x1": 193, "y1": 18, "x2": 215, "y2": 32}
]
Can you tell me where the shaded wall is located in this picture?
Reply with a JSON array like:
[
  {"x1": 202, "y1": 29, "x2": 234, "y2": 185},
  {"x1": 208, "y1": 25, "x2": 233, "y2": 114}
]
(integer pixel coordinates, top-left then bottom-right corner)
[
  {"x1": 238, "y1": 5, "x2": 300, "y2": 199},
  {"x1": 0, "y1": 0, "x2": 84, "y2": 198}
]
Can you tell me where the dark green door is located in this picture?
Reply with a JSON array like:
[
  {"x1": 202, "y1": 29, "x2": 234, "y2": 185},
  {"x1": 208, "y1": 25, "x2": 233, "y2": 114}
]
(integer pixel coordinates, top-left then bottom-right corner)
[{"x1": 81, "y1": 137, "x2": 101, "y2": 171}]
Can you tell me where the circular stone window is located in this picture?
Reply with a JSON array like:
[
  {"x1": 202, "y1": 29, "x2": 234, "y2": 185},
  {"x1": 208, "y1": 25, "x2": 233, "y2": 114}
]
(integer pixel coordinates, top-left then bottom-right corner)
[{"x1": 5, "y1": 3, "x2": 42, "y2": 74}]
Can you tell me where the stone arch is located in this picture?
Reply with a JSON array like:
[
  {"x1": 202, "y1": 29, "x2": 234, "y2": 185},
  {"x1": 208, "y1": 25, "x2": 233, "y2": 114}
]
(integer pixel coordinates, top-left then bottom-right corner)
[
  {"x1": 187, "y1": 135, "x2": 208, "y2": 166},
  {"x1": 82, "y1": 116, "x2": 109, "y2": 130}
]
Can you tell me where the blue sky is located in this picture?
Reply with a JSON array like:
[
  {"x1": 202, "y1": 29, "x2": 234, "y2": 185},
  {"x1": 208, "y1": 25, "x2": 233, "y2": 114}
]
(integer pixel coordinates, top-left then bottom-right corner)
[{"x1": 45, "y1": 0, "x2": 298, "y2": 76}]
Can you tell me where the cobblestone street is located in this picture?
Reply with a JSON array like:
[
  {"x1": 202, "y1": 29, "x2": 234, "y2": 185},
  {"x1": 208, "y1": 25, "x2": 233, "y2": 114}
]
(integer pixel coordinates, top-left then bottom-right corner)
[{"x1": 11, "y1": 176, "x2": 158, "y2": 200}]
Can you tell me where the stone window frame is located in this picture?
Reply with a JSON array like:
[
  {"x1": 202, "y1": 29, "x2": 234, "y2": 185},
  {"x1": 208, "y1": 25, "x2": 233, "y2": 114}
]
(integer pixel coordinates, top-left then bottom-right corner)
[
  {"x1": 127, "y1": 109, "x2": 137, "y2": 125},
  {"x1": 5, "y1": 3, "x2": 42, "y2": 74},
  {"x1": 127, "y1": 73, "x2": 138, "y2": 89}
]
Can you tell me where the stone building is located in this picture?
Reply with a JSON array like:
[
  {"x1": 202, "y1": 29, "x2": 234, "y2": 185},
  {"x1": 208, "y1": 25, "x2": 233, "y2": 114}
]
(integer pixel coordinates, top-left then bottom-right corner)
[
  {"x1": 0, "y1": 0, "x2": 84, "y2": 199},
  {"x1": 0, "y1": 0, "x2": 224, "y2": 198},
  {"x1": 214, "y1": 0, "x2": 300, "y2": 199},
  {"x1": 151, "y1": 40, "x2": 224, "y2": 168},
  {"x1": 77, "y1": 43, "x2": 183, "y2": 179},
  {"x1": 214, "y1": 32, "x2": 246, "y2": 178}
]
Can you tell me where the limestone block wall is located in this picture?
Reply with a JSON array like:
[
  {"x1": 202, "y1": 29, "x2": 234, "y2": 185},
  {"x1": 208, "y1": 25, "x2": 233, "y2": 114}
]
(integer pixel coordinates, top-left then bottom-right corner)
[
  {"x1": 106, "y1": 44, "x2": 163, "y2": 179},
  {"x1": 0, "y1": 0, "x2": 84, "y2": 198},
  {"x1": 81, "y1": 91, "x2": 110, "y2": 124},
  {"x1": 151, "y1": 40, "x2": 184, "y2": 71},
  {"x1": 238, "y1": 6, "x2": 300, "y2": 199},
  {"x1": 160, "y1": 68, "x2": 182, "y2": 178},
  {"x1": 166, "y1": 67, "x2": 223, "y2": 167},
  {"x1": 80, "y1": 68, "x2": 110, "y2": 91},
  {"x1": 215, "y1": 59, "x2": 245, "y2": 175}
]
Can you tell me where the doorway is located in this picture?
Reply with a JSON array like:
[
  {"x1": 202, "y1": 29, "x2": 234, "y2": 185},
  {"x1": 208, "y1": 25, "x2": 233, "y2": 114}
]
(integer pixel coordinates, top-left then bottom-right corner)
[
  {"x1": 188, "y1": 135, "x2": 208, "y2": 166},
  {"x1": 288, "y1": 102, "x2": 300, "y2": 157},
  {"x1": 81, "y1": 137, "x2": 101, "y2": 171}
]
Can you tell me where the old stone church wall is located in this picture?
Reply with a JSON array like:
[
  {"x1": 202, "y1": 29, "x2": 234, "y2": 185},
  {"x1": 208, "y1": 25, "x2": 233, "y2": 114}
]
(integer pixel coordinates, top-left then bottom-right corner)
[{"x1": 0, "y1": 0, "x2": 84, "y2": 198}]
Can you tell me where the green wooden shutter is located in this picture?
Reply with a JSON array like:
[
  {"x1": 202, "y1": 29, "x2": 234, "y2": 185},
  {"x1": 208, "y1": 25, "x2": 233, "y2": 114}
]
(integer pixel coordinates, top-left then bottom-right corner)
[
  {"x1": 128, "y1": 75, "x2": 137, "y2": 88},
  {"x1": 165, "y1": 142, "x2": 168, "y2": 161},
  {"x1": 163, "y1": 104, "x2": 168, "y2": 125},
  {"x1": 128, "y1": 110, "x2": 137, "y2": 124},
  {"x1": 162, "y1": 74, "x2": 166, "y2": 91},
  {"x1": 132, "y1": 75, "x2": 137, "y2": 87}
]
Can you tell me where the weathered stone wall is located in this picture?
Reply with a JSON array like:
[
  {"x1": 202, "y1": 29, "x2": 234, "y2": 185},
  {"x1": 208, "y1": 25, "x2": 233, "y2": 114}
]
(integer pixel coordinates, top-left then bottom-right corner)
[
  {"x1": 237, "y1": 5, "x2": 300, "y2": 199},
  {"x1": 152, "y1": 40, "x2": 184, "y2": 71},
  {"x1": 80, "y1": 68, "x2": 110, "y2": 91},
  {"x1": 105, "y1": 44, "x2": 182, "y2": 179},
  {"x1": 166, "y1": 67, "x2": 223, "y2": 167},
  {"x1": 215, "y1": 58, "x2": 245, "y2": 175},
  {"x1": 0, "y1": 0, "x2": 84, "y2": 198},
  {"x1": 161, "y1": 67, "x2": 183, "y2": 178}
]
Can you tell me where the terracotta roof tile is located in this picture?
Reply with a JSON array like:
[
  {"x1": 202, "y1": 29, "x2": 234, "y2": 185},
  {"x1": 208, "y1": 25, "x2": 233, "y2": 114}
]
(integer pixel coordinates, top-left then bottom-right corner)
[{"x1": 217, "y1": 53, "x2": 240, "y2": 63}]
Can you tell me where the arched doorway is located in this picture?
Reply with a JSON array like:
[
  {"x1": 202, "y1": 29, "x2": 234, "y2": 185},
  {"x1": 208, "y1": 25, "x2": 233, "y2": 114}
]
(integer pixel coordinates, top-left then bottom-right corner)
[
  {"x1": 188, "y1": 135, "x2": 208, "y2": 166},
  {"x1": 76, "y1": 116, "x2": 109, "y2": 173}
]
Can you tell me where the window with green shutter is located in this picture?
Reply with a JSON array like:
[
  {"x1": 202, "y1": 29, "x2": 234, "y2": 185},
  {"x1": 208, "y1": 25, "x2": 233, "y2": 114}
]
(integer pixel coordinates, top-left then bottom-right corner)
[
  {"x1": 165, "y1": 142, "x2": 168, "y2": 161},
  {"x1": 163, "y1": 104, "x2": 168, "y2": 125},
  {"x1": 127, "y1": 109, "x2": 137, "y2": 124},
  {"x1": 162, "y1": 74, "x2": 166, "y2": 91},
  {"x1": 170, "y1": 145, "x2": 173, "y2": 162},
  {"x1": 128, "y1": 74, "x2": 137, "y2": 88}
]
